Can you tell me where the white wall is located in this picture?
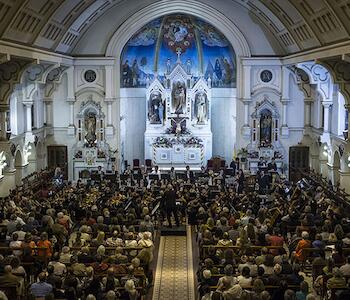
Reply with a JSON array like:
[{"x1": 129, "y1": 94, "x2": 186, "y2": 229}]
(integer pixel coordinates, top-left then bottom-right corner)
[{"x1": 211, "y1": 89, "x2": 237, "y2": 162}]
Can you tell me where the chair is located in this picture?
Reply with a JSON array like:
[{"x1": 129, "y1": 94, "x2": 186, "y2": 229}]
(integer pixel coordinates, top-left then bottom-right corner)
[
  {"x1": 145, "y1": 159, "x2": 152, "y2": 171},
  {"x1": 220, "y1": 159, "x2": 226, "y2": 169},
  {"x1": 133, "y1": 159, "x2": 140, "y2": 170}
]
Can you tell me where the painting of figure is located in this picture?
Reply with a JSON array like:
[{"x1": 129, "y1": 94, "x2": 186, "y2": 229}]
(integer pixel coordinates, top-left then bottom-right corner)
[
  {"x1": 84, "y1": 111, "x2": 97, "y2": 146},
  {"x1": 260, "y1": 109, "x2": 272, "y2": 147}
]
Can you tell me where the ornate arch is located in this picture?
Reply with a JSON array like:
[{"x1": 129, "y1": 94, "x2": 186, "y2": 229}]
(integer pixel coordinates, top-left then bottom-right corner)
[{"x1": 105, "y1": 0, "x2": 251, "y2": 59}]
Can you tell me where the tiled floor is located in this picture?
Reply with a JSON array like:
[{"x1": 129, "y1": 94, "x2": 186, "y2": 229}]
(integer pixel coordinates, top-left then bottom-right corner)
[{"x1": 152, "y1": 227, "x2": 195, "y2": 300}]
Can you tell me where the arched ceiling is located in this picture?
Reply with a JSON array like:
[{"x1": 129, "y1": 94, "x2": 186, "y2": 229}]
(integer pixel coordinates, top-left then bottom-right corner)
[{"x1": 0, "y1": 0, "x2": 349, "y2": 56}]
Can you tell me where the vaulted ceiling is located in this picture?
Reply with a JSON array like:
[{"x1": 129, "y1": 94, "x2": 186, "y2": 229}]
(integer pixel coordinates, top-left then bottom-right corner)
[{"x1": 0, "y1": 0, "x2": 349, "y2": 56}]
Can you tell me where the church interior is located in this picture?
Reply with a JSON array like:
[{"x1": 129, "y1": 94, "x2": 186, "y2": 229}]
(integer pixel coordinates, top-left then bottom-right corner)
[{"x1": 0, "y1": 0, "x2": 350, "y2": 299}]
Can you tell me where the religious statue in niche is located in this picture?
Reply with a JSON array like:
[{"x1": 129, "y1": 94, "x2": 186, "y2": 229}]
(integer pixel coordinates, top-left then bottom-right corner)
[
  {"x1": 171, "y1": 81, "x2": 186, "y2": 114},
  {"x1": 148, "y1": 92, "x2": 165, "y2": 124},
  {"x1": 193, "y1": 92, "x2": 208, "y2": 124},
  {"x1": 260, "y1": 109, "x2": 272, "y2": 147},
  {"x1": 84, "y1": 110, "x2": 97, "y2": 147}
]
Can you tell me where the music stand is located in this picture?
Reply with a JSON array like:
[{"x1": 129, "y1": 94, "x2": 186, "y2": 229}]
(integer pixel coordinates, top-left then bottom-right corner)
[
  {"x1": 161, "y1": 174, "x2": 170, "y2": 181},
  {"x1": 176, "y1": 173, "x2": 187, "y2": 180},
  {"x1": 149, "y1": 174, "x2": 160, "y2": 181}
]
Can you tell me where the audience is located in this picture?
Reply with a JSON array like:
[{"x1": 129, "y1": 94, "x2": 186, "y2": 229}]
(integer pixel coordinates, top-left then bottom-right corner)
[{"x1": 0, "y1": 165, "x2": 350, "y2": 300}]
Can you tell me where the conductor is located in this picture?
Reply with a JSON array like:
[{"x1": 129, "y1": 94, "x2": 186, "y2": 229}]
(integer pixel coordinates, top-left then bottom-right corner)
[{"x1": 163, "y1": 184, "x2": 180, "y2": 228}]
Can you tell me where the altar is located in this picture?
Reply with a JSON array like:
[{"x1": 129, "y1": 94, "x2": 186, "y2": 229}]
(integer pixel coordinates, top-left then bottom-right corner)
[{"x1": 144, "y1": 54, "x2": 212, "y2": 168}]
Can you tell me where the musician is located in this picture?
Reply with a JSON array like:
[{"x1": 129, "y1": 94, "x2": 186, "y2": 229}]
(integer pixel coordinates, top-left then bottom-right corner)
[
  {"x1": 185, "y1": 165, "x2": 194, "y2": 182},
  {"x1": 258, "y1": 157, "x2": 267, "y2": 169},
  {"x1": 268, "y1": 157, "x2": 277, "y2": 172},
  {"x1": 151, "y1": 165, "x2": 161, "y2": 179},
  {"x1": 169, "y1": 167, "x2": 176, "y2": 181}
]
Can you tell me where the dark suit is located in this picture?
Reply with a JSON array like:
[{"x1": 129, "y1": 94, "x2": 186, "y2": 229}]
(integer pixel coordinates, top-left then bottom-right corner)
[{"x1": 163, "y1": 189, "x2": 179, "y2": 227}]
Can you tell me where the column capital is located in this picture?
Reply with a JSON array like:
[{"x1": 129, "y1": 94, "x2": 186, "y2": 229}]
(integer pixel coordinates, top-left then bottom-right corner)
[
  {"x1": 240, "y1": 98, "x2": 252, "y2": 103},
  {"x1": 23, "y1": 101, "x2": 33, "y2": 107},
  {"x1": 43, "y1": 97, "x2": 53, "y2": 103},
  {"x1": 304, "y1": 98, "x2": 313, "y2": 103},
  {"x1": 322, "y1": 101, "x2": 333, "y2": 108},
  {"x1": 280, "y1": 98, "x2": 290, "y2": 104},
  {"x1": 105, "y1": 97, "x2": 116, "y2": 103},
  {"x1": 66, "y1": 97, "x2": 76, "y2": 103}
]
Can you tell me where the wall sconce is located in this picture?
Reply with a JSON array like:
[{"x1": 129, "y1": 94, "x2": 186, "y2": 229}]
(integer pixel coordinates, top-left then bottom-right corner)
[{"x1": 348, "y1": 155, "x2": 350, "y2": 168}]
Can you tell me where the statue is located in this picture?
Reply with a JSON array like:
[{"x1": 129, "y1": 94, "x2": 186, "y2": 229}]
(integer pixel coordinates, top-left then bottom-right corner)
[
  {"x1": 172, "y1": 82, "x2": 186, "y2": 114},
  {"x1": 194, "y1": 92, "x2": 208, "y2": 124},
  {"x1": 260, "y1": 109, "x2": 272, "y2": 147},
  {"x1": 84, "y1": 111, "x2": 97, "y2": 146},
  {"x1": 148, "y1": 92, "x2": 163, "y2": 124}
]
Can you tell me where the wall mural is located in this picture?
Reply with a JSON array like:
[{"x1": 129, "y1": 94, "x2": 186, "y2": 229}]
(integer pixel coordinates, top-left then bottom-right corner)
[{"x1": 121, "y1": 14, "x2": 236, "y2": 88}]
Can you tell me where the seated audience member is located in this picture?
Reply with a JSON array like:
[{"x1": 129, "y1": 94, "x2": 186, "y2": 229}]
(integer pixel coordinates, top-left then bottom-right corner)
[{"x1": 30, "y1": 272, "x2": 53, "y2": 298}]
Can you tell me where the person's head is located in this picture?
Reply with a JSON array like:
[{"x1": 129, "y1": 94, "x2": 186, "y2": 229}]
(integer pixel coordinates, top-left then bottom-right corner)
[
  {"x1": 300, "y1": 281, "x2": 309, "y2": 294},
  {"x1": 125, "y1": 279, "x2": 136, "y2": 292},
  {"x1": 258, "y1": 266, "x2": 265, "y2": 277},
  {"x1": 106, "y1": 290, "x2": 116, "y2": 300},
  {"x1": 38, "y1": 272, "x2": 47, "y2": 282},
  {"x1": 274, "y1": 264, "x2": 282, "y2": 274},
  {"x1": 10, "y1": 256, "x2": 20, "y2": 269},
  {"x1": 252, "y1": 278, "x2": 265, "y2": 294},
  {"x1": 260, "y1": 291, "x2": 271, "y2": 300},
  {"x1": 203, "y1": 269, "x2": 211, "y2": 279},
  {"x1": 85, "y1": 266, "x2": 94, "y2": 277},
  {"x1": 242, "y1": 266, "x2": 250, "y2": 278},
  {"x1": 305, "y1": 294, "x2": 316, "y2": 300},
  {"x1": 46, "y1": 264, "x2": 54, "y2": 275},
  {"x1": 284, "y1": 289, "x2": 296, "y2": 300},
  {"x1": 3, "y1": 265, "x2": 12, "y2": 274},
  {"x1": 40, "y1": 232, "x2": 48, "y2": 241},
  {"x1": 301, "y1": 231, "x2": 309, "y2": 240},
  {"x1": 12, "y1": 233, "x2": 18, "y2": 241},
  {"x1": 224, "y1": 264, "x2": 234, "y2": 276},
  {"x1": 86, "y1": 295, "x2": 96, "y2": 300},
  {"x1": 333, "y1": 267, "x2": 343, "y2": 278}
]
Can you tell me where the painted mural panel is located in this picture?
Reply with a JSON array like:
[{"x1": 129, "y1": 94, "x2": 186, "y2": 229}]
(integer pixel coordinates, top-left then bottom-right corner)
[
  {"x1": 121, "y1": 19, "x2": 161, "y2": 87},
  {"x1": 121, "y1": 14, "x2": 236, "y2": 88}
]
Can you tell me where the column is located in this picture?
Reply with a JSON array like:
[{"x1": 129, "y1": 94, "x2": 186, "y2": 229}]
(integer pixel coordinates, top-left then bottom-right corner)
[
  {"x1": 280, "y1": 99, "x2": 289, "y2": 137},
  {"x1": 43, "y1": 97, "x2": 52, "y2": 126},
  {"x1": 243, "y1": 100, "x2": 249, "y2": 126},
  {"x1": 23, "y1": 102, "x2": 33, "y2": 132},
  {"x1": 345, "y1": 104, "x2": 350, "y2": 140},
  {"x1": 0, "y1": 107, "x2": 7, "y2": 141},
  {"x1": 304, "y1": 99, "x2": 312, "y2": 127},
  {"x1": 105, "y1": 65, "x2": 115, "y2": 137},
  {"x1": 67, "y1": 99, "x2": 75, "y2": 135},
  {"x1": 241, "y1": 64, "x2": 251, "y2": 137},
  {"x1": 322, "y1": 102, "x2": 332, "y2": 133}
]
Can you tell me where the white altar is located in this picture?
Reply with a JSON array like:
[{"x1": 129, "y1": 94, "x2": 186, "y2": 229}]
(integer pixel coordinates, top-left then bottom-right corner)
[
  {"x1": 144, "y1": 56, "x2": 212, "y2": 168},
  {"x1": 72, "y1": 97, "x2": 111, "y2": 180},
  {"x1": 247, "y1": 97, "x2": 286, "y2": 174}
]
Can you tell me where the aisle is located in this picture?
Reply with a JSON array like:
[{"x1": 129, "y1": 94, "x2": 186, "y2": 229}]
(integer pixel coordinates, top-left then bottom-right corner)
[{"x1": 152, "y1": 226, "x2": 195, "y2": 300}]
